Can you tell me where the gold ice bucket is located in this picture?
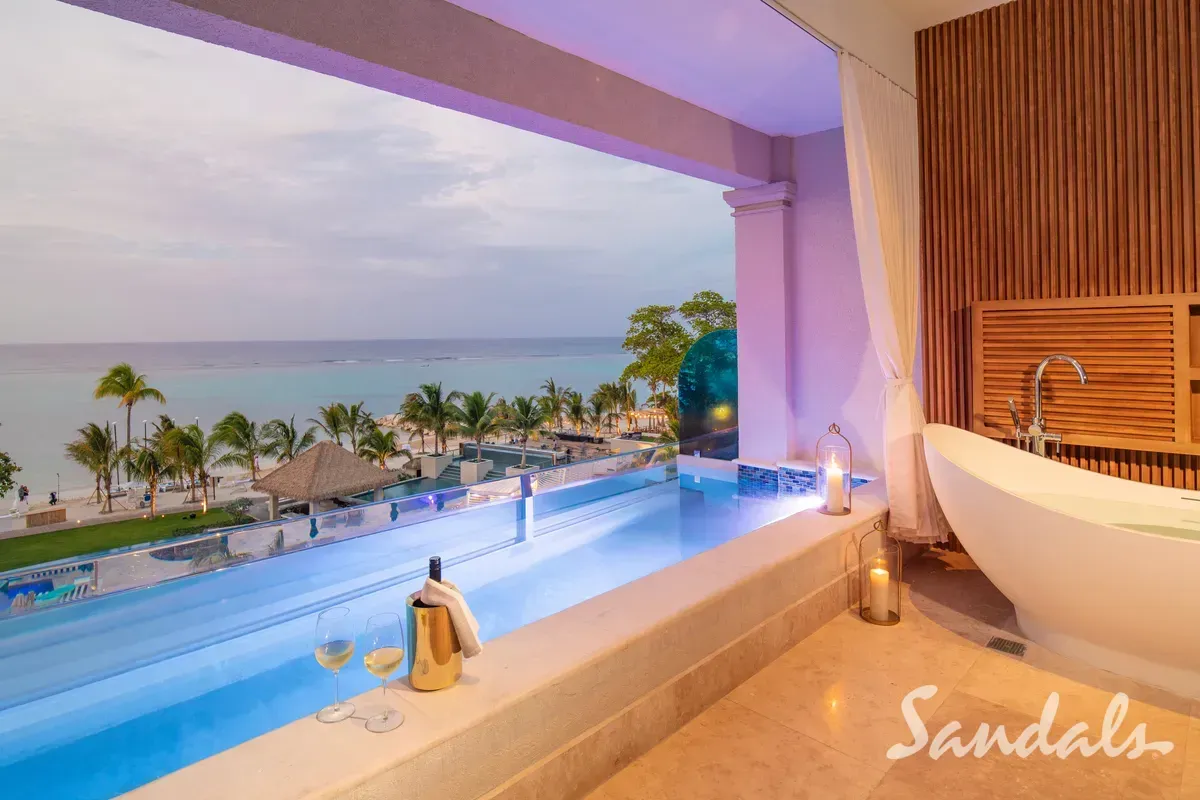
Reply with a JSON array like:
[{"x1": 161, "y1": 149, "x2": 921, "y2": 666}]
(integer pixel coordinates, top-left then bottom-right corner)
[{"x1": 406, "y1": 591, "x2": 462, "y2": 691}]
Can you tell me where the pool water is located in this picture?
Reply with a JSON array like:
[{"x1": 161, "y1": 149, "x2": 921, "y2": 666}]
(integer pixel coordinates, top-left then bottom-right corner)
[
  {"x1": 0, "y1": 471, "x2": 799, "y2": 798},
  {"x1": 376, "y1": 475, "x2": 460, "y2": 499}
]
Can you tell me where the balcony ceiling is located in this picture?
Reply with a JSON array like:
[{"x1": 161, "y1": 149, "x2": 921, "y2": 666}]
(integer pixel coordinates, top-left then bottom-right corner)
[
  {"x1": 443, "y1": 0, "x2": 842, "y2": 138},
  {"x1": 882, "y1": 0, "x2": 1009, "y2": 29}
]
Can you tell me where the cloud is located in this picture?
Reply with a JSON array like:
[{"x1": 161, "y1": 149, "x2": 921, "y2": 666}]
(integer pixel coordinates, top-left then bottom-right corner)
[{"x1": 0, "y1": 0, "x2": 734, "y2": 343}]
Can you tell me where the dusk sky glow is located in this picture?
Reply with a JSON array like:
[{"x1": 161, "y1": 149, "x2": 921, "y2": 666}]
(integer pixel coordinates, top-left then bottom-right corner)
[{"x1": 0, "y1": 0, "x2": 734, "y2": 343}]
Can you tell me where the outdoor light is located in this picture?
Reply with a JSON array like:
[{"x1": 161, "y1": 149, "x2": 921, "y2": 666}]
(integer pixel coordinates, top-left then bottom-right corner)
[
  {"x1": 859, "y1": 520, "x2": 901, "y2": 626},
  {"x1": 815, "y1": 423, "x2": 853, "y2": 515}
]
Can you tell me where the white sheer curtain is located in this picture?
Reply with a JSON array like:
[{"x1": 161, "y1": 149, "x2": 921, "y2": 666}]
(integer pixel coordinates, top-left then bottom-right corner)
[{"x1": 838, "y1": 51, "x2": 948, "y2": 544}]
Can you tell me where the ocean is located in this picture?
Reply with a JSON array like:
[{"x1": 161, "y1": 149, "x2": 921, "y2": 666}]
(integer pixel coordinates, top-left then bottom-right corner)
[{"x1": 0, "y1": 338, "x2": 633, "y2": 499}]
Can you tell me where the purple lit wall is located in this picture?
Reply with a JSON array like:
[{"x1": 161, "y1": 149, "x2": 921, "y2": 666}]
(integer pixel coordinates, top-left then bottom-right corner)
[{"x1": 788, "y1": 128, "x2": 886, "y2": 475}]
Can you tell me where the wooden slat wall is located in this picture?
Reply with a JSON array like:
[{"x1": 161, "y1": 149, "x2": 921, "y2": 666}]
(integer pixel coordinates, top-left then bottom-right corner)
[
  {"x1": 917, "y1": 0, "x2": 1200, "y2": 490},
  {"x1": 975, "y1": 301, "x2": 1184, "y2": 443}
]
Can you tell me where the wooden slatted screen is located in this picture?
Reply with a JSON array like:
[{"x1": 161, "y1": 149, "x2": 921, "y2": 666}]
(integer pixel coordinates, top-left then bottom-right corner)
[
  {"x1": 974, "y1": 299, "x2": 1184, "y2": 446},
  {"x1": 917, "y1": 0, "x2": 1200, "y2": 489}
]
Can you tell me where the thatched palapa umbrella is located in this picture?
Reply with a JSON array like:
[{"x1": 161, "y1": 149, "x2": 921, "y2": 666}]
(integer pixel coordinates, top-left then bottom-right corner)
[{"x1": 253, "y1": 441, "x2": 399, "y2": 519}]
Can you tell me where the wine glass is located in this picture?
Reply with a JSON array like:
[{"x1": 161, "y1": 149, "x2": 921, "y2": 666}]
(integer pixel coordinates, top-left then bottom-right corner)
[
  {"x1": 313, "y1": 607, "x2": 356, "y2": 723},
  {"x1": 362, "y1": 613, "x2": 406, "y2": 733}
]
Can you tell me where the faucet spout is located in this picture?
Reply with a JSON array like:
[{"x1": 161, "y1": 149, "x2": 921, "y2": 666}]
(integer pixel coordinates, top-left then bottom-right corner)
[{"x1": 1033, "y1": 354, "x2": 1089, "y2": 429}]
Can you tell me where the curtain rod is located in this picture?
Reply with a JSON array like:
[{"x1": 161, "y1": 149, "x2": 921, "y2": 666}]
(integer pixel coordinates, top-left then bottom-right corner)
[{"x1": 757, "y1": 0, "x2": 918, "y2": 100}]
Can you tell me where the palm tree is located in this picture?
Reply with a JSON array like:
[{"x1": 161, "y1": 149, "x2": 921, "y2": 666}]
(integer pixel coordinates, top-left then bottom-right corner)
[
  {"x1": 346, "y1": 401, "x2": 374, "y2": 454},
  {"x1": 540, "y1": 378, "x2": 571, "y2": 432},
  {"x1": 148, "y1": 414, "x2": 183, "y2": 488},
  {"x1": 403, "y1": 382, "x2": 463, "y2": 455},
  {"x1": 309, "y1": 403, "x2": 350, "y2": 446},
  {"x1": 163, "y1": 424, "x2": 223, "y2": 509},
  {"x1": 662, "y1": 414, "x2": 681, "y2": 444},
  {"x1": 93, "y1": 363, "x2": 166, "y2": 463},
  {"x1": 357, "y1": 425, "x2": 411, "y2": 470},
  {"x1": 504, "y1": 395, "x2": 549, "y2": 469},
  {"x1": 593, "y1": 384, "x2": 622, "y2": 434},
  {"x1": 65, "y1": 423, "x2": 121, "y2": 512},
  {"x1": 265, "y1": 415, "x2": 318, "y2": 464},
  {"x1": 566, "y1": 391, "x2": 586, "y2": 436},
  {"x1": 456, "y1": 391, "x2": 502, "y2": 462},
  {"x1": 585, "y1": 395, "x2": 607, "y2": 438},
  {"x1": 617, "y1": 379, "x2": 638, "y2": 433},
  {"x1": 397, "y1": 394, "x2": 431, "y2": 454},
  {"x1": 212, "y1": 412, "x2": 269, "y2": 480},
  {"x1": 129, "y1": 439, "x2": 168, "y2": 517}
]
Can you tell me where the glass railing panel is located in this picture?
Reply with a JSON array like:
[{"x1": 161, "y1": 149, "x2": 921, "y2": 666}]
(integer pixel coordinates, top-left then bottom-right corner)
[
  {"x1": 527, "y1": 442, "x2": 678, "y2": 526},
  {"x1": 678, "y1": 329, "x2": 738, "y2": 460},
  {"x1": 0, "y1": 443, "x2": 684, "y2": 618}
]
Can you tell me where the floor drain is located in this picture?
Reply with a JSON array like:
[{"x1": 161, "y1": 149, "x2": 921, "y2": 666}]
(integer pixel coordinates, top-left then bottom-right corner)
[{"x1": 986, "y1": 636, "x2": 1027, "y2": 657}]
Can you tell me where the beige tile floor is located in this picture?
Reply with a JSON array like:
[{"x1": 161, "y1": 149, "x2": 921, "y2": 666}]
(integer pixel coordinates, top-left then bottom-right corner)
[{"x1": 588, "y1": 551, "x2": 1200, "y2": 800}]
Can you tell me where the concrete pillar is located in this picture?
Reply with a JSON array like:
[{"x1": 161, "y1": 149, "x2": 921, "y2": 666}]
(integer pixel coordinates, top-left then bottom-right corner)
[
  {"x1": 373, "y1": 487, "x2": 384, "y2": 502},
  {"x1": 723, "y1": 181, "x2": 797, "y2": 465},
  {"x1": 268, "y1": 494, "x2": 279, "y2": 520}
]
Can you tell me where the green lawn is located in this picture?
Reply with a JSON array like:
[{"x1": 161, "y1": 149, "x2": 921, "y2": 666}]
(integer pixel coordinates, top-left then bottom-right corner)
[{"x1": 0, "y1": 508, "x2": 239, "y2": 573}]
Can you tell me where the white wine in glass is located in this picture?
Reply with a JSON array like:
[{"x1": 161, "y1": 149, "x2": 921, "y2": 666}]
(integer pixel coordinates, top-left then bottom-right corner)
[
  {"x1": 314, "y1": 607, "x2": 356, "y2": 723},
  {"x1": 363, "y1": 613, "x2": 405, "y2": 733}
]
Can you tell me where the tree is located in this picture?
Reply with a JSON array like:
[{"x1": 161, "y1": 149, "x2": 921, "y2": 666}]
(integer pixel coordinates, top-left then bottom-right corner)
[
  {"x1": 212, "y1": 412, "x2": 270, "y2": 480},
  {"x1": 619, "y1": 292, "x2": 736, "y2": 397},
  {"x1": 0, "y1": 423, "x2": 20, "y2": 499},
  {"x1": 620, "y1": 304, "x2": 689, "y2": 398},
  {"x1": 504, "y1": 395, "x2": 549, "y2": 469},
  {"x1": 265, "y1": 415, "x2": 318, "y2": 464},
  {"x1": 585, "y1": 395, "x2": 607, "y2": 439},
  {"x1": 0, "y1": 451, "x2": 19, "y2": 500},
  {"x1": 566, "y1": 391, "x2": 586, "y2": 436},
  {"x1": 65, "y1": 423, "x2": 121, "y2": 513},
  {"x1": 357, "y1": 425, "x2": 411, "y2": 470},
  {"x1": 129, "y1": 439, "x2": 168, "y2": 518},
  {"x1": 540, "y1": 378, "x2": 571, "y2": 432},
  {"x1": 346, "y1": 401, "x2": 374, "y2": 455},
  {"x1": 403, "y1": 382, "x2": 463, "y2": 455},
  {"x1": 93, "y1": 363, "x2": 166, "y2": 466},
  {"x1": 617, "y1": 379, "x2": 638, "y2": 432},
  {"x1": 309, "y1": 403, "x2": 350, "y2": 446},
  {"x1": 163, "y1": 424, "x2": 222, "y2": 509},
  {"x1": 593, "y1": 384, "x2": 622, "y2": 434},
  {"x1": 397, "y1": 394, "x2": 431, "y2": 454},
  {"x1": 455, "y1": 391, "x2": 502, "y2": 462},
  {"x1": 679, "y1": 290, "x2": 737, "y2": 337},
  {"x1": 149, "y1": 415, "x2": 183, "y2": 486}
]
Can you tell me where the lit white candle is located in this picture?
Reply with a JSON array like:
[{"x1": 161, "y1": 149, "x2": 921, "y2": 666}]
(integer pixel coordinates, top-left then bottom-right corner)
[
  {"x1": 869, "y1": 565, "x2": 891, "y2": 622},
  {"x1": 825, "y1": 457, "x2": 845, "y2": 513}
]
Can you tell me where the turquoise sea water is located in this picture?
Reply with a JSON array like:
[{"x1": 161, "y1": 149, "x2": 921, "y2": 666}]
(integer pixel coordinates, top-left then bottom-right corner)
[{"x1": 0, "y1": 338, "x2": 632, "y2": 498}]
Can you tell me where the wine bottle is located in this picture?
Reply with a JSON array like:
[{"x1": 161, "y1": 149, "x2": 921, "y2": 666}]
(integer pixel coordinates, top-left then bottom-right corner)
[{"x1": 413, "y1": 556, "x2": 442, "y2": 608}]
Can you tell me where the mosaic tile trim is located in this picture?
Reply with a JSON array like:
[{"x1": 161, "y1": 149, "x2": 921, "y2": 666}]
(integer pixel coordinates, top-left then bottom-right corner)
[
  {"x1": 779, "y1": 466, "x2": 873, "y2": 496},
  {"x1": 742, "y1": 463, "x2": 874, "y2": 498},
  {"x1": 736, "y1": 464, "x2": 778, "y2": 499}
]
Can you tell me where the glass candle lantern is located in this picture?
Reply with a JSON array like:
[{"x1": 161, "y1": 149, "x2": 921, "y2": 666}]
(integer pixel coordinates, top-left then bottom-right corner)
[
  {"x1": 815, "y1": 423, "x2": 853, "y2": 515},
  {"x1": 860, "y1": 527, "x2": 901, "y2": 626}
]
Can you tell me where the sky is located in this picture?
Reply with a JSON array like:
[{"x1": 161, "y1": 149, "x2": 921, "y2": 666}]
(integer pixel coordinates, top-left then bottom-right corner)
[{"x1": 0, "y1": 0, "x2": 734, "y2": 344}]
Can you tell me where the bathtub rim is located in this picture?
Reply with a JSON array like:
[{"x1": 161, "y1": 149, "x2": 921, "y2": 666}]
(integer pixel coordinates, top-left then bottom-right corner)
[{"x1": 923, "y1": 423, "x2": 1200, "y2": 547}]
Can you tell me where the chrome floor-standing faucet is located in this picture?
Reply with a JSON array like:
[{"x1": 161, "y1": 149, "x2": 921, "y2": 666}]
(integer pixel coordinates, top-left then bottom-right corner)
[{"x1": 1009, "y1": 354, "x2": 1089, "y2": 457}]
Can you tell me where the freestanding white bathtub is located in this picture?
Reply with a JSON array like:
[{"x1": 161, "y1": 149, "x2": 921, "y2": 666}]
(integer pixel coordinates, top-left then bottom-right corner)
[{"x1": 924, "y1": 423, "x2": 1200, "y2": 699}]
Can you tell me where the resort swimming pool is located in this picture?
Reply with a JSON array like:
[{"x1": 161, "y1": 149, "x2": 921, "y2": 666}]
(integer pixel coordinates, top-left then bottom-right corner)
[{"x1": 0, "y1": 459, "x2": 803, "y2": 799}]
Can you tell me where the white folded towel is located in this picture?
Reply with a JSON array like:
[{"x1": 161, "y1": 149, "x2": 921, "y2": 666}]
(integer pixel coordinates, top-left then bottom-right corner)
[{"x1": 419, "y1": 578, "x2": 483, "y2": 658}]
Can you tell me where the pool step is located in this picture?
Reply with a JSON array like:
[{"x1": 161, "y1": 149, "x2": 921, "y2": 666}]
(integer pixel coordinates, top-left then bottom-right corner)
[{"x1": 439, "y1": 462, "x2": 509, "y2": 484}]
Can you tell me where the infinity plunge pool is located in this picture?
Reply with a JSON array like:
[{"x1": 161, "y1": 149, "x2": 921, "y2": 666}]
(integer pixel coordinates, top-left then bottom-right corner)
[{"x1": 0, "y1": 464, "x2": 805, "y2": 798}]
